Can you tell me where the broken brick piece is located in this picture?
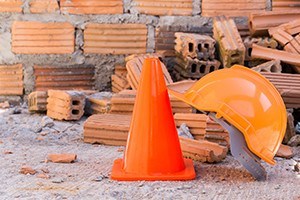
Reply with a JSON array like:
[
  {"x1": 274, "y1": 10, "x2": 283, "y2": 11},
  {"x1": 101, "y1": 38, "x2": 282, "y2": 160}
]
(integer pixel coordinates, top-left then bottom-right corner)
[
  {"x1": 48, "y1": 153, "x2": 77, "y2": 163},
  {"x1": 12, "y1": 21, "x2": 74, "y2": 54},
  {"x1": 202, "y1": 0, "x2": 266, "y2": 17},
  {"x1": 34, "y1": 65, "x2": 95, "y2": 91},
  {"x1": 84, "y1": 23, "x2": 147, "y2": 55},
  {"x1": 272, "y1": 29, "x2": 294, "y2": 46},
  {"x1": 252, "y1": 44, "x2": 300, "y2": 72},
  {"x1": 0, "y1": 64, "x2": 23, "y2": 95},
  {"x1": 249, "y1": 11, "x2": 300, "y2": 36},
  {"x1": 174, "y1": 56, "x2": 221, "y2": 79},
  {"x1": 283, "y1": 112, "x2": 296, "y2": 144},
  {"x1": 20, "y1": 166, "x2": 37, "y2": 175},
  {"x1": 179, "y1": 137, "x2": 228, "y2": 163},
  {"x1": 126, "y1": 54, "x2": 172, "y2": 90},
  {"x1": 0, "y1": 101, "x2": 10, "y2": 109},
  {"x1": 251, "y1": 60, "x2": 282, "y2": 73},
  {"x1": 111, "y1": 66, "x2": 130, "y2": 93},
  {"x1": 132, "y1": 0, "x2": 193, "y2": 16},
  {"x1": 28, "y1": 91, "x2": 48, "y2": 112},
  {"x1": 0, "y1": 0, "x2": 22, "y2": 12},
  {"x1": 83, "y1": 114, "x2": 131, "y2": 146},
  {"x1": 243, "y1": 37, "x2": 278, "y2": 61},
  {"x1": 276, "y1": 144, "x2": 293, "y2": 158},
  {"x1": 37, "y1": 173, "x2": 50, "y2": 179},
  {"x1": 29, "y1": 0, "x2": 59, "y2": 13},
  {"x1": 60, "y1": 0, "x2": 123, "y2": 15},
  {"x1": 213, "y1": 16, "x2": 245, "y2": 68},
  {"x1": 175, "y1": 32, "x2": 215, "y2": 60},
  {"x1": 85, "y1": 92, "x2": 112, "y2": 115},
  {"x1": 47, "y1": 90, "x2": 86, "y2": 120}
]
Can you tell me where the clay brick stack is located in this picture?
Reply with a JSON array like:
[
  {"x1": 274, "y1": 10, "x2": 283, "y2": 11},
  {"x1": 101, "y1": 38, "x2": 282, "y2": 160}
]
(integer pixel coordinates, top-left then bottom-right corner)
[
  {"x1": 174, "y1": 32, "x2": 221, "y2": 80},
  {"x1": 83, "y1": 113, "x2": 227, "y2": 163},
  {"x1": 47, "y1": 90, "x2": 86, "y2": 120},
  {"x1": 29, "y1": 0, "x2": 59, "y2": 13},
  {"x1": 111, "y1": 65, "x2": 130, "y2": 93},
  {"x1": 34, "y1": 65, "x2": 95, "y2": 91},
  {"x1": 213, "y1": 16, "x2": 245, "y2": 68},
  {"x1": 110, "y1": 90, "x2": 193, "y2": 115},
  {"x1": 0, "y1": 64, "x2": 23, "y2": 96},
  {"x1": 0, "y1": 0, "x2": 22, "y2": 12},
  {"x1": 28, "y1": 91, "x2": 48, "y2": 112}
]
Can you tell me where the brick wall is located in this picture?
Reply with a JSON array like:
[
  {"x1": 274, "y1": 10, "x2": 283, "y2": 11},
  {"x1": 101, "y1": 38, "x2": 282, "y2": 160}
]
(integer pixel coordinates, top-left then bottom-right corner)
[{"x1": 0, "y1": 0, "x2": 275, "y2": 98}]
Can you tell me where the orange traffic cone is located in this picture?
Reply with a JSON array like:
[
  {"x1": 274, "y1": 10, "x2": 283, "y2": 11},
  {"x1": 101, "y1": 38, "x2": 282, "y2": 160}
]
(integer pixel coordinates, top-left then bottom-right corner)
[{"x1": 111, "y1": 58, "x2": 196, "y2": 181}]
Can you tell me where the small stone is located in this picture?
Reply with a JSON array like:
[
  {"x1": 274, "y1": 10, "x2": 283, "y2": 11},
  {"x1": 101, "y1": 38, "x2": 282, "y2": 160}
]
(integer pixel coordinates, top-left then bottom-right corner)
[
  {"x1": 294, "y1": 163, "x2": 300, "y2": 172},
  {"x1": 3, "y1": 150, "x2": 12, "y2": 154},
  {"x1": 48, "y1": 153, "x2": 77, "y2": 163},
  {"x1": 36, "y1": 136, "x2": 44, "y2": 141},
  {"x1": 117, "y1": 147, "x2": 124, "y2": 152},
  {"x1": 0, "y1": 140, "x2": 3, "y2": 144},
  {"x1": 138, "y1": 181, "x2": 145, "y2": 187},
  {"x1": 52, "y1": 178, "x2": 64, "y2": 183},
  {"x1": 41, "y1": 116, "x2": 54, "y2": 128},
  {"x1": 0, "y1": 101, "x2": 10, "y2": 109},
  {"x1": 41, "y1": 168, "x2": 49, "y2": 173},
  {"x1": 20, "y1": 166, "x2": 37, "y2": 175},
  {"x1": 9, "y1": 107, "x2": 22, "y2": 115},
  {"x1": 288, "y1": 135, "x2": 300, "y2": 147},
  {"x1": 201, "y1": 190, "x2": 206, "y2": 194},
  {"x1": 276, "y1": 144, "x2": 294, "y2": 158},
  {"x1": 31, "y1": 124, "x2": 43, "y2": 133},
  {"x1": 92, "y1": 176, "x2": 104, "y2": 182},
  {"x1": 274, "y1": 185, "x2": 281, "y2": 190},
  {"x1": 37, "y1": 173, "x2": 50, "y2": 179},
  {"x1": 40, "y1": 131, "x2": 48, "y2": 136},
  {"x1": 287, "y1": 159, "x2": 297, "y2": 166}
]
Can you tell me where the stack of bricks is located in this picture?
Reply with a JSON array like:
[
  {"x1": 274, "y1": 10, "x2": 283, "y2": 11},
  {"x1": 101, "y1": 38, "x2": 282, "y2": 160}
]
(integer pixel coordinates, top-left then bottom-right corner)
[
  {"x1": 174, "y1": 113, "x2": 229, "y2": 147},
  {"x1": 213, "y1": 16, "x2": 245, "y2": 68},
  {"x1": 110, "y1": 90, "x2": 193, "y2": 115},
  {"x1": 28, "y1": 91, "x2": 48, "y2": 112},
  {"x1": 47, "y1": 90, "x2": 86, "y2": 120},
  {"x1": 83, "y1": 113, "x2": 227, "y2": 163},
  {"x1": 111, "y1": 65, "x2": 130, "y2": 93},
  {"x1": 85, "y1": 92, "x2": 112, "y2": 115},
  {"x1": 174, "y1": 32, "x2": 221, "y2": 80}
]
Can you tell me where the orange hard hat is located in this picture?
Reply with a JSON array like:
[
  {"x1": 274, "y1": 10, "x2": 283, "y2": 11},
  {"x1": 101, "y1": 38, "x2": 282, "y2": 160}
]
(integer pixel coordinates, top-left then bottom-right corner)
[{"x1": 168, "y1": 65, "x2": 286, "y2": 165}]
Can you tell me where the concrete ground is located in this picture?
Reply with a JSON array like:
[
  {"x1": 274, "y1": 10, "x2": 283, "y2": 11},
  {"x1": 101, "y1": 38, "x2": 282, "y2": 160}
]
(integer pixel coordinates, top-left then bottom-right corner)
[{"x1": 0, "y1": 108, "x2": 299, "y2": 200}]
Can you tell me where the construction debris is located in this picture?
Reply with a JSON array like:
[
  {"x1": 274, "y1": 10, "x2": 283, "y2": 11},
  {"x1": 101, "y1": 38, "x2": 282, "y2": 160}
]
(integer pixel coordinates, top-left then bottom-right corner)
[
  {"x1": 47, "y1": 90, "x2": 86, "y2": 120},
  {"x1": 251, "y1": 60, "x2": 282, "y2": 73},
  {"x1": 213, "y1": 16, "x2": 245, "y2": 68},
  {"x1": 284, "y1": 112, "x2": 296, "y2": 144},
  {"x1": 288, "y1": 135, "x2": 300, "y2": 147},
  {"x1": 111, "y1": 65, "x2": 130, "y2": 93},
  {"x1": 276, "y1": 144, "x2": 294, "y2": 158},
  {"x1": 0, "y1": 101, "x2": 10, "y2": 109},
  {"x1": 28, "y1": 91, "x2": 48, "y2": 112},
  {"x1": 85, "y1": 92, "x2": 112, "y2": 115},
  {"x1": 179, "y1": 137, "x2": 228, "y2": 163},
  {"x1": 47, "y1": 153, "x2": 77, "y2": 163},
  {"x1": 19, "y1": 166, "x2": 37, "y2": 175}
]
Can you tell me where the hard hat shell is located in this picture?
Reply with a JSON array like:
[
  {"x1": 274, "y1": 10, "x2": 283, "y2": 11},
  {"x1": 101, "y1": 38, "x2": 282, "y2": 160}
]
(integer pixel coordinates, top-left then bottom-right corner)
[{"x1": 168, "y1": 65, "x2": 286, "y2": 165}]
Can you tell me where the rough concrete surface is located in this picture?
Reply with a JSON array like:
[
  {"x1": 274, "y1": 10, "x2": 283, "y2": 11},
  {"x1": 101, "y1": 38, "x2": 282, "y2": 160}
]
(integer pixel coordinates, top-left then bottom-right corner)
[{"x1": 0, "y1": 108, "x2": 299, "y2": 199}]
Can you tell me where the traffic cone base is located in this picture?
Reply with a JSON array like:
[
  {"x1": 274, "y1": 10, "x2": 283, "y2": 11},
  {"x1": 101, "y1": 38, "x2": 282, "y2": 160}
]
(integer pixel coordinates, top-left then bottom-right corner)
[{"x1": 111, "y1": 158, "x2": 195, "y2": 181}]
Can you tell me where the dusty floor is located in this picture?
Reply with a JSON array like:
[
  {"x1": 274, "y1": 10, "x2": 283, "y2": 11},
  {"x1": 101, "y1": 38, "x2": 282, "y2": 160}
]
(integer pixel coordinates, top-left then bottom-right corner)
[{"x1": 0, "y1": 108, "x2": 299, "y2": 200}]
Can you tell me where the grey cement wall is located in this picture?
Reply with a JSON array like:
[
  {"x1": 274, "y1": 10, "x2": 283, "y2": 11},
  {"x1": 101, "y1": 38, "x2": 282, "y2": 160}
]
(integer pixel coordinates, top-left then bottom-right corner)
[{"x1": 0, "y1": 0, "x2": 272, "y2": 98}]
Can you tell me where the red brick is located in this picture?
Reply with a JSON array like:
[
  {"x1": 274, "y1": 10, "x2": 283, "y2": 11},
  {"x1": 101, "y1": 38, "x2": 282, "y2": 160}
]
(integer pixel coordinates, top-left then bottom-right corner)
[
  {"x1": 251, "y1": 60, "x2": 282, "y2": 73},
  {"x1": 249, "y1": 11, "x2": 300, "y2": 36},
  {"x1": 34, "y1": 65, "x2": 95, "y2": 91},
  {"x1": 29, "y1": 0, "x2": 59, "y2": 13},
  {"x1": 0, "y1": 64, "x2": 23, "y2": 95},
  {"x1": 83, "y1": 114, "x2": 131, "y2": 146},
  {"x1": 85, "y1": 92, "x2": 112, "y2": 115},
  {"x1": 179, "y1": 137, "x2": 228, "y2": 163},
  {"x1": 12, "y1": 21, "x2": 74, "y2": 54},
  {"x1": 213, "y1": 16, "x2": 245, "y2": 68},
  {"x1": 84, "y1": 23, "x2": 147, "y2": 55},
  {"x1": 132, "y1": 0, "x2": 193, "y2": 16},
  {"x1": 272, "y1": 0, "x2": 300, "y2": 11},
  {"x1": 60, "y1": 0, "x2": 123, "y2": 15},
  {"x1": 175, "y1": 32, "x2": 215, "y2": 60},
  {"x1": 28, "y1": 91, "x2": 48, "y2": 112},
  {"x1": 0, "y1": 0, "x2": 22, "y2": 12},
  {"x1": 202, "y1": 0, "x2": 266, "y2": 17},
  {"x1": 47, "y1": 90, "x2": 86, "y2": 120}
]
